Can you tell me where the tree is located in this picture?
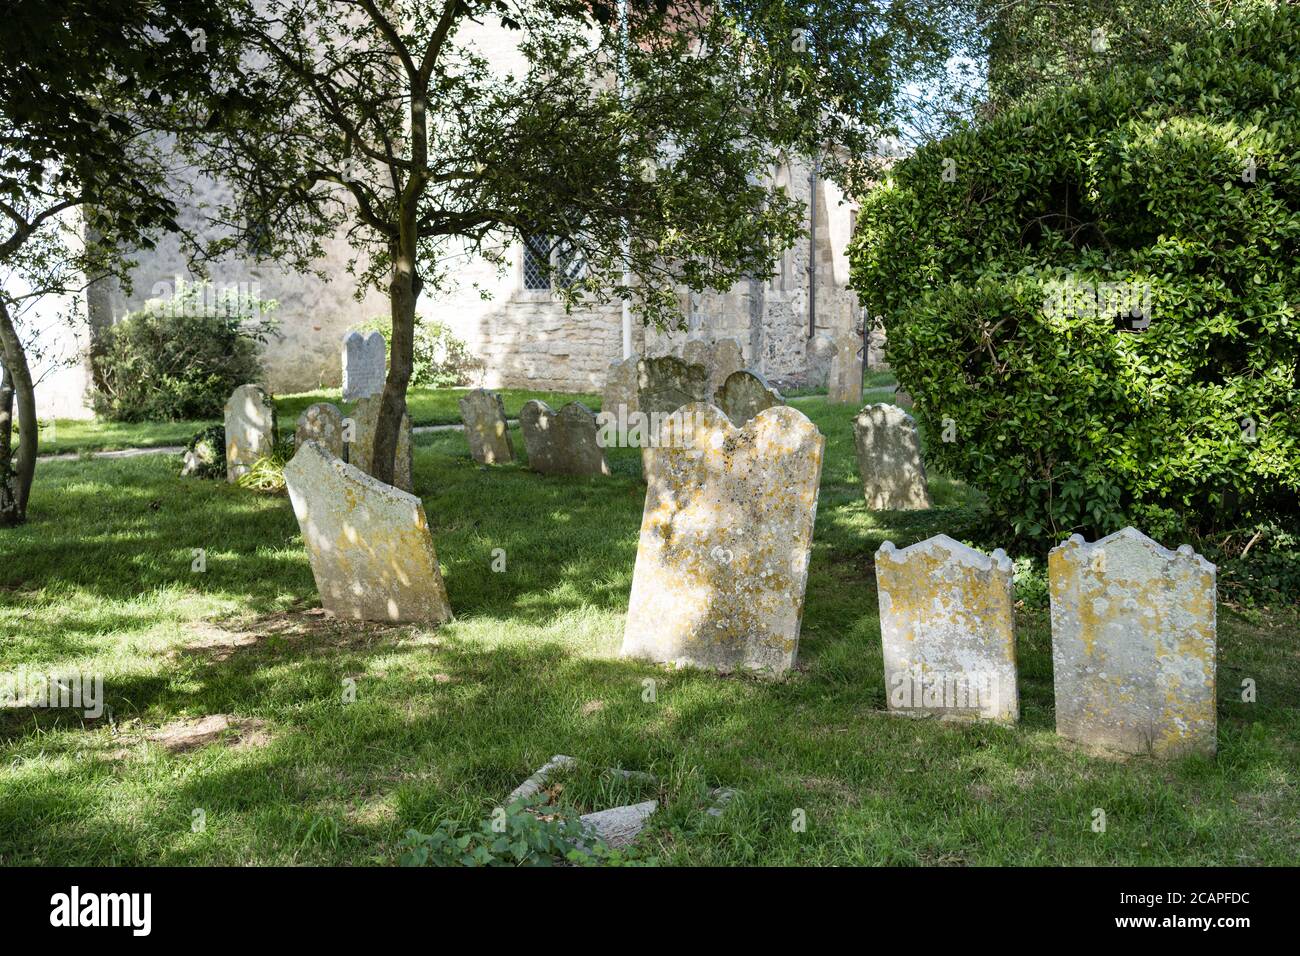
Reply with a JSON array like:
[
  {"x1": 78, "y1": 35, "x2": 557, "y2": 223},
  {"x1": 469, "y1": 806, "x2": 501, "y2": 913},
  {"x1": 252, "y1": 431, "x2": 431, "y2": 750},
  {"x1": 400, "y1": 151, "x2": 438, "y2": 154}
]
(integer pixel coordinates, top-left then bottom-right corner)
[
  {"x1": 0, "y1": 0, "x2": 229, "y2": 524},
  {"x1": 186, "y1": 0, "x2": 959, "y2": 484}
]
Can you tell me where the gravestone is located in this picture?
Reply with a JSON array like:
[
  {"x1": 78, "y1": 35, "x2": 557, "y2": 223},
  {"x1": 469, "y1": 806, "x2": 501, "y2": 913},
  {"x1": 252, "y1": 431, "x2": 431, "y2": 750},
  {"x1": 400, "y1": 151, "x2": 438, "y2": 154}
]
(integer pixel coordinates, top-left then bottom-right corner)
[
  {"x1": 637, "y1": 355, "x2": 709, "y2": 478},
  {"x1": 875, "y1": 535, "x2": 1018, "y2": 722},
  {"x1": 284, "y1": 440, "x2": 451, "y2": 623},
  {"x1": 714, "y1": 370, "x2": 784, "y2": 427},
  {"x1": 827, "y1": 333, "x2": 862, "y2": 404},
  {"x1": 1049, "y1": 527, "x2": 1216, "y2": 757},
  {"x1": 601, "y1": 356, "x2": 640, "y2": 423},
  {"x1": 520, "y1": 400, "x2": 610, "y2": 476},
  {"x1": 683, "y1": 338, "x2": 745, "y2": 396},
  {"x1": 458, "y1": 389, "x2": 514, "y2": 465},
  {"x1": 224, "y1": 384, "x2": 277, "y2": 483},
  {"x1": 295, "y1": 402, "x2": 345, "y2": 459},
  {"x1": 621, "y1": 404, "x2": 825, "y2": 675},
  {"x1": 853, "y1": 403, "x2": 931, "y2": 510},
  {"x1": 342, "y1": 330, "x2": 386, "y2": 401},
  {"x1": 347, "y1": 394, "x2": 413, "y2": 493},
  {"x1": 807, "y1": 332, "x2": 836, "y2": 391}
]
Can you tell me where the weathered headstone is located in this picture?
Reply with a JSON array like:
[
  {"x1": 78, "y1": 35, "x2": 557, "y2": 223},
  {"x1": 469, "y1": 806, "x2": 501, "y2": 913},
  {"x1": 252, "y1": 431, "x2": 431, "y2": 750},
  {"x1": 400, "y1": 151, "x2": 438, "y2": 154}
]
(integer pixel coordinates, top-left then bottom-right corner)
[
  {"x1": 636, "y1": 355, "x2": 709, "y2": 478},
  {"x1": 284, "y1": 440, "x2": 451, "y2": 623},
  {"x1": 875, "y1": 535, "x2": 1018, "y2": 722},
  {"x1": 601, "y1": 356, "x2": 639, "y2": 418},
  {"x1": 1049, "y1": 527, "x2": 1216, "y2": 757},
  {"x1": 520, "y1": 400, "x2": 610, "y2": 477},
  {"x1": 807, "y1": 332, "x2": 836, "y2": 391},
  {"x1": 295, "y1": 402, "x2": 345, "y2": 458},
  {"x1": 827, "y1": 332, "x2": 862, "y2": 404},
  {"x1": 458, "y1": 389, "x2": 514, "y2": 465},
  {"x1": 714, "y1": 370, "x2": 784, "y2": 427},
  {"x1": 621, "y1": 404, "x2": 825, "y2": 674},
  {"x1": 853, "y1": 403, "x2": 931, "y2": 510},
  {"x1": 341, "y1": 330, "x2": 386, "y2": 401},
  {"x1": 709, "y1": 338, "x2": 745, "y2": 395},
  {"x1": 347, "y1": 394, "x2": 413, "y2": 493},
  {"x1": 224, "y1": 384, "x2": 277, "y2": 483}
]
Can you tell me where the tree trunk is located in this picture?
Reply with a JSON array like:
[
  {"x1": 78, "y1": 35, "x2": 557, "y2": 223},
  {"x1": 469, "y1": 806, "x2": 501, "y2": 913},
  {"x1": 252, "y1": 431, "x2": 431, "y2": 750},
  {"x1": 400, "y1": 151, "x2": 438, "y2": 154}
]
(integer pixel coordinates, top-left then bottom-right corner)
[
  {"x1": 372, "y1": 227, "x2": 418, "y2": 487},
  {"x1": 0, "y1": 297, "x2": 36, "y2": 526}
]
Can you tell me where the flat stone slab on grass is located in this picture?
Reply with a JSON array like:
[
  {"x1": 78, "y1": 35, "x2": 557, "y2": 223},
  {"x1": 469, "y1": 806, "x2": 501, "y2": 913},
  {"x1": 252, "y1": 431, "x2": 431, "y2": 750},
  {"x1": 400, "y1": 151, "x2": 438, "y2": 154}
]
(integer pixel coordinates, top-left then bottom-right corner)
[
  {"x1": 224, "y1": 383, "x2": 277, "y2": 482},
  {"x1": 146, "y1": 715, "x2": 270, "y2": 754},
  {"x1": 284, "y1": 440, "x2": 451, "y2": 623},
  {"x1": 347, "y1": 394, "x2": 414, "y2": 493},
  {"x1": 458, "y1": 388, "x2": 514, "y2": 465},
  {"x1": 520, "y1": 400, "x2": 610, "y2": 476},
  {"x1": 622, "y1": 403, "x2": 825, "y2": 675},
  {"x1": 875, "y1": 534, "x2": 1018, "y2": 722},
  {"x1": 1049, "y1": 527, "x2": 1216, "y2": 758},
  {"x1": 853, "y1": 403, "x2": 931, "y2": 510},
  {"x1": 714, "y1": 369, "x2": 784, "y2": 426}
]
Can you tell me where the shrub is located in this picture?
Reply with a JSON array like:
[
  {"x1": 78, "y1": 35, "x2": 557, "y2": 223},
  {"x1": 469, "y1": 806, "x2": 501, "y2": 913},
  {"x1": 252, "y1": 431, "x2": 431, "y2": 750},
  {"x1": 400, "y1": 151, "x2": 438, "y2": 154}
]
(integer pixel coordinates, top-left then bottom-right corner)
[
  {"x1": 93, "y1": 283, "x2": 276, "y2": 422},
  {"x1": 180, "y1": 424, "x2": 226, "y2": 480},
  {"x1": 849, "y1": 4, "x2": 1300, "y2": 548},
  {"x1": 355, "y1": 315, "x2": 483, "y2": 389}
]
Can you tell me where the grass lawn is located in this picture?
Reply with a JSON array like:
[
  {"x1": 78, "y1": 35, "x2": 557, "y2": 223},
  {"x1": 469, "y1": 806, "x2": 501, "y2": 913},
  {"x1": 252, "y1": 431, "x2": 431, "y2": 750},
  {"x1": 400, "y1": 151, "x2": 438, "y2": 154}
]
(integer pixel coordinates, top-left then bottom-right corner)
[
  {"x1": 2, "y1": 394, "x2": 1296, "y2": 865},
  {"x1": 33, "y1": 386, "x2": 602, "y2": 456}
]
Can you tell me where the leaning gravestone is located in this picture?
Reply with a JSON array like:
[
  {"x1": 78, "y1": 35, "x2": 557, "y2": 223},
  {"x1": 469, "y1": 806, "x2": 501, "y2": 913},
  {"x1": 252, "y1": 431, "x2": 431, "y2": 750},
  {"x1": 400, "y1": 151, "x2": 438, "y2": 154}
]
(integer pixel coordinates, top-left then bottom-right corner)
[
  {"x1": 458, "y1": 389, "x2": 514, "y2": 465},
  {"x1": 347, "y1": 394, "x2": 413, "y2": 493},
  {"x1": 875, "y1": 535, "x2": 1018, "y2": 722},
  {"x1": 621, "y1": 404, "x2": 824, "y2": 675},
  {"x1": 714, "y1": 370, "x2": 784, "y2": 427},
  {"x1": 636, "y1": 355, "x2": 710, "y2": 478},
  {"x1": 295, "y1": 402, "x2": 345, "y2": 458},
  {"x1": 853, "y1": 403, "x2": 931, "y2": 510},
  {"x1": 827, "y1": 333, "x2": 862, "y2": 405},
  {"x1": 520, "y1": 400, "x2": 610, "y2": 477},
  {"x1": 284, "y1": 441, "x2": 451, "y2": 623},
  {"x1": 224, "y1": 384, "x2": 277, "y2": 483},
  {"x1": 1049, "y1": 527, "x2": 1216, "y2": 757},
  {"x1": 342, "y1": 330, "x2": 386, "y2": 401}
]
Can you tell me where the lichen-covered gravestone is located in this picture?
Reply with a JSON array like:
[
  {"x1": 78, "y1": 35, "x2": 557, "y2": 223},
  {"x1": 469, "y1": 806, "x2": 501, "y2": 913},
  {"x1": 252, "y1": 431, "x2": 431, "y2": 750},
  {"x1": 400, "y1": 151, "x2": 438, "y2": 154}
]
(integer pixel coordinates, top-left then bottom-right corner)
[
  {"x1": 714, "y1": 370, "x2": 784, "y2": 426},
  {"x1": 284, "y1": 440, "x2": 451, "y2": 623},
  {"x1": 520, "y1": 400, "x2": 610, "y2": 477},
  {"x1": 827, "y1": 333, "x2": 862, "y2": 405},
  {"x1": 875, "y1": 535, "x2": 1018, "y2": 722},
  {"x1": 853, "y1": 403, "x2": 931, "y2": 510},
  {"x1": 295, "y1": 402, "x2": 345, "y2": 458},
  {"x1": 458, "y1": 389, "x2": 514, "y2": 465},
  {"x1": 341, "y1": 330, "x2": 386, "y2": 401},
  {"x1": 709, "y1": 338, "x2": 745, "y2": 394},
  {"x1": 1049, "y1": 527, "x2": 1216, "y2": 757},
  {"x1": 637, "y1": 355, "x2": 709, "y2": 479},
  {"x1": 224, "y1": 384, "x2": 277, "y2": 483},
  {"x1": 621, "y1": 404, "x2": 825, "y2": 675},
  {"x1": 347, "y1": 394, "x2": 413, "y2": 493}
]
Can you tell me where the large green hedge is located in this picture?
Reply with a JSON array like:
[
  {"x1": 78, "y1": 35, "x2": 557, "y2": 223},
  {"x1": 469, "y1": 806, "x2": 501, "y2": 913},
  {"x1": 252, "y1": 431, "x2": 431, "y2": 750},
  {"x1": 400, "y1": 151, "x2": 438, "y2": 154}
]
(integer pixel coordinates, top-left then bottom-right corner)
[{"x1": 850, "y1": 4, "x2": 1300, "y2": 545}]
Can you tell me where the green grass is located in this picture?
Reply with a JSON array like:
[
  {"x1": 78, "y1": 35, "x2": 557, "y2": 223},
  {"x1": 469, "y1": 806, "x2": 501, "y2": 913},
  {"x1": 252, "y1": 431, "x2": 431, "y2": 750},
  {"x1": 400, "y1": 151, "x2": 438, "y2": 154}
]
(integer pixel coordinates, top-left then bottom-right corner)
[
  {"x1": 33, "y1": 386, "x2": 602, "y2": 455},
  {"x1": 2, "y1": 395, "x2": 1296, "y2": 865}
]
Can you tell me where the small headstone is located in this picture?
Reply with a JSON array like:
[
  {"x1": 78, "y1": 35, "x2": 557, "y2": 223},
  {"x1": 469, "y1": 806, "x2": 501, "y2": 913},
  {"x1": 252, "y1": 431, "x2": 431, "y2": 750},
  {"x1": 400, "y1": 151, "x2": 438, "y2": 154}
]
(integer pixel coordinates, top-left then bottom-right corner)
[
  {"x1": 347, "y1": 394, "x2": 413, "y2": 493},
  {"x1": 714, "y1": 369, "x2": 784, "y2": 426},
  {"x1": 806, "y1": 332, "x2": 836, "y2": 391},
  {"x1": 875, "y1": 535, "x2": 1018, "y2": 722},
  {"x1": 458, "y1": 389, "x2": 514, "y2": 465},
  {"x1": 709, "y1": 338, "x2": 745, "y2": 395},
  {"x1": 342, "y1": 330, "x2": 386, "y2": 401},
  {"x1": 621, "y1": 404, "x2": 825, "y2": 675},
  {"x1": 827, "y1": 333, "x2": 862, "y2": 404},
  {"x1": 224, "y1": 384, "x2": 277, "y2": 483},
  {"x1": 1049, "y1": 527, "x2": 1216, "y2": 757},
  {"x1": 601, "y1": 356, "x2": 640, "y2": 429},
  {"x1": 520, "y1": 400, "x2": 610, "y2": 476},
  {"x1": 284, "y1": 440, "x2": 451, "y2": 623},
  {"x1": 295, "y1": 402, "x2": 345, "y2": 458},
  {"x1": 853, "y1": 403, "x2": 931, "y2": 510},
  {"x1": 636, "y1": 355, "x2": 710, "y2": 478}
]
